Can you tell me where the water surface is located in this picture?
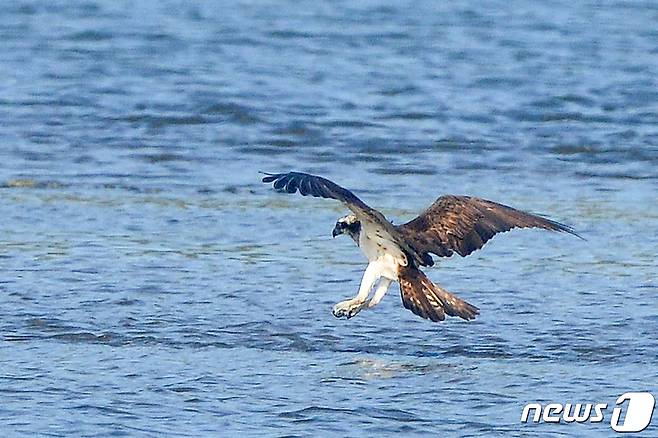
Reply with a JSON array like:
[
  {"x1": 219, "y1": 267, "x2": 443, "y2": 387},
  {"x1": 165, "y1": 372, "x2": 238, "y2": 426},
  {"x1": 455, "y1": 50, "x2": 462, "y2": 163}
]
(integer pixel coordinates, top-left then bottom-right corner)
[{"x1": 1, "y1": 1, "x2": 657, "y2": 436}]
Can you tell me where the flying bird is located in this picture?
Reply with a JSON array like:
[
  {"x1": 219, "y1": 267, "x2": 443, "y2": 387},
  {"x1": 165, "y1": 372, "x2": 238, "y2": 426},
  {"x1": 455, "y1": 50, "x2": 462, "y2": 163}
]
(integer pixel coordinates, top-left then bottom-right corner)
[{"x1": 262, "y1": 171, "x2": 580, "y2": 323}]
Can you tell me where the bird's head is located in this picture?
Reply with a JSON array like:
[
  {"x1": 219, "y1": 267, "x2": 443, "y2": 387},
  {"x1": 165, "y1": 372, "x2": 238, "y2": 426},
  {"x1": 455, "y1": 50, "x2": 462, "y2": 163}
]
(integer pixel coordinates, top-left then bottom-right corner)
[{"x1": 332, "y1": 214, "x2": 361, "y2": 239}]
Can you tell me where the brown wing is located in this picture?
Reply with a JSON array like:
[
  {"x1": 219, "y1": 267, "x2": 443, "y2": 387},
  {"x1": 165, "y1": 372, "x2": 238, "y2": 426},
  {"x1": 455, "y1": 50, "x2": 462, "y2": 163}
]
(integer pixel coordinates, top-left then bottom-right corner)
[
  {"x1": 397, "y1": 195, "x2": 581, "y2": 266},
  {"x1": 262, "y1": 171, "x2": 428, "y2": 265},
  {"x1": 398, "y1": 265, "x2": 479, "y2": 322}
]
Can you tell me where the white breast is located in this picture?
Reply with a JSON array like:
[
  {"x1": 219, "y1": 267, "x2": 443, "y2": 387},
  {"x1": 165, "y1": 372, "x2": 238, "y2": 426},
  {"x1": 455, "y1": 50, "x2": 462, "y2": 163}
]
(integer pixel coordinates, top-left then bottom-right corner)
[{"x1": 358, "y1": 227, "x2": 407, "y2": 280}]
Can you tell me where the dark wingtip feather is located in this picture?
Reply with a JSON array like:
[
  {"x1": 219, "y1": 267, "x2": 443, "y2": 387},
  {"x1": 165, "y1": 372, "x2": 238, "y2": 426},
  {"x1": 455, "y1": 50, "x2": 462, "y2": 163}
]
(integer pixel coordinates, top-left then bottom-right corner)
[
  {"x1": 559, "y1": 225, "x2": 586, "y2": 241},
  {"x1": 261, "y1": 171, "x2": 313, "y2": 197},
  {"x1": 260, "y1": 171, "x2": 283, "y2": 183},
  {"x1": 273, "y1": 174, "x2": 289, "y2": 190},
  {"x1": 543, "y1": 217, "x2": 586, "y2": 241},
  {"x1": 261, "y1": 171, "x2": 370, "y2": 211}
]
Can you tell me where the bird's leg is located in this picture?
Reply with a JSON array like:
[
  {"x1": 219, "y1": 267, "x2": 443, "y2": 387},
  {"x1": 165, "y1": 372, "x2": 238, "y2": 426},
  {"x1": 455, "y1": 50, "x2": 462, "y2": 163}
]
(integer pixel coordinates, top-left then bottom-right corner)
[
  {"x1": 367, "y1": 278, "x2": 392, "y2": 308},
  {"x1": 332, "y1": 261, "x2": 380, "y2": 319}
]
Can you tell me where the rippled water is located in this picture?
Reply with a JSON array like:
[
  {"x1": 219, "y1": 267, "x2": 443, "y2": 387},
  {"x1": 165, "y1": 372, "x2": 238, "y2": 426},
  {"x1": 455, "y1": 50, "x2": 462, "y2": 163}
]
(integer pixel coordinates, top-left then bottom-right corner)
[{"x1": 1, "y1": 1, "x2": 657, "y2": 436}]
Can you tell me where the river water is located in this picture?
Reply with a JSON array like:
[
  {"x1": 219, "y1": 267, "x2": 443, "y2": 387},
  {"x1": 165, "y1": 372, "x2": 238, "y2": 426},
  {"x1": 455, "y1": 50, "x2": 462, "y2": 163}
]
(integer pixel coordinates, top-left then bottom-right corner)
[{"x1": 1, "y1": 1, "x2": 657, "y2": 437}]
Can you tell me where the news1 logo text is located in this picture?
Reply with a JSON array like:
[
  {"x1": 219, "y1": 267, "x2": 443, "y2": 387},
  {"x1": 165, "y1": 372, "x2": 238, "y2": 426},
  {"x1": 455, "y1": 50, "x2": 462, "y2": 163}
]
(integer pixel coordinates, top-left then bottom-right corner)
[{"x1": 521, "y1": 392, "x2": 655, "y2": 433}]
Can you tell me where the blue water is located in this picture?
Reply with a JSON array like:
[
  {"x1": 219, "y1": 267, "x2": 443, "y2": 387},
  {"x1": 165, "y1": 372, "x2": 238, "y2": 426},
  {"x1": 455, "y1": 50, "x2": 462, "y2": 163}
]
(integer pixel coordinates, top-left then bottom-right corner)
[{"x1": 1, "y1": 1, "x2": 657, "y2": 436}]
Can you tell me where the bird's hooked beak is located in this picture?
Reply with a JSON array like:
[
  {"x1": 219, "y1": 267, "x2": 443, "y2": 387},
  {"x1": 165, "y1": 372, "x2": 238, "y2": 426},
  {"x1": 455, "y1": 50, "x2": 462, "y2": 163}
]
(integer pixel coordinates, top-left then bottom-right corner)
[{"x1": 332, "y1": 224, "x2": 342, "y2": 238}]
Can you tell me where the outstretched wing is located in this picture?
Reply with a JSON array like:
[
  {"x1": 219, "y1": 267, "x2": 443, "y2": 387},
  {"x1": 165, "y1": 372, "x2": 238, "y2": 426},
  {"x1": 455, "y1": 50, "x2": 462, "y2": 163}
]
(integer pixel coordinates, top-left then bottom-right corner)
[
  {"x1": 398, "y1": 265, "x2": 479, "y2": 322},
  {"x1": 397, "y1": 195, "x2": 580, "y2": 265},
  {"x1": 261, "y1": 171, "x2": 373, "y2": 217},
  {"x1": 262, "y1": 171, "x2": 428, "y2": 266}
]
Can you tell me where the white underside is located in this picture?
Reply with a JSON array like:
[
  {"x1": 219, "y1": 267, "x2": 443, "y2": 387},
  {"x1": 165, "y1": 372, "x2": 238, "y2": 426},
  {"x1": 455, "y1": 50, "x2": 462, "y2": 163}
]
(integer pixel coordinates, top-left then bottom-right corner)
[{"x1": 332, "y1": 222, "x2": 408, "y2": 317}]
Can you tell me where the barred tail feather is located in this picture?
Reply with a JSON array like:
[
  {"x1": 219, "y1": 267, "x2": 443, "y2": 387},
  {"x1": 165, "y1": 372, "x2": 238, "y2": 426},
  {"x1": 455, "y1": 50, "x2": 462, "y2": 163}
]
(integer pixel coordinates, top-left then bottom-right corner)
[{"x1": 399, "y1": 266, "x2": 479, "y2": 322}]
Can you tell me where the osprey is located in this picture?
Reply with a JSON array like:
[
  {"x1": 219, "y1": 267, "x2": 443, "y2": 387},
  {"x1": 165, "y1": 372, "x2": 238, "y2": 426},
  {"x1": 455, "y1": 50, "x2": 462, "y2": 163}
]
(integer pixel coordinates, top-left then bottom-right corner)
[{"x1": 262, "y1": 171, "x2": 580, "y2": 323}]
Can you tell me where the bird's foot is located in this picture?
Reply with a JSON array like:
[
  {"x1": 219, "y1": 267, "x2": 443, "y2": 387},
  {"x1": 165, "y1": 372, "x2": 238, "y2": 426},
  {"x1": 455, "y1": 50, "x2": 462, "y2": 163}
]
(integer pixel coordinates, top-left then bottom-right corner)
[{"x1": 332, "y1": 299, "x2": 366, "y2": 319}]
